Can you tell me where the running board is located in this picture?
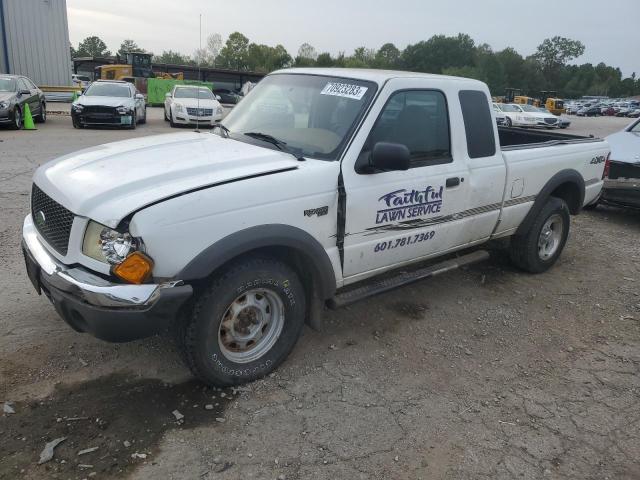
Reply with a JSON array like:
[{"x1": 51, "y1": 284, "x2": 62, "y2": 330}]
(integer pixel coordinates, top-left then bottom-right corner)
[{"x1": 328, "y1": 250, "x2": 490, "y2": 309}]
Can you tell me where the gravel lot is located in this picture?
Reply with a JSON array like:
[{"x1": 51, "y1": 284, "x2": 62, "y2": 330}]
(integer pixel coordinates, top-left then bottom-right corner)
[{"x1": 1, "y1": 109, "x2": 639, "y2": 480}]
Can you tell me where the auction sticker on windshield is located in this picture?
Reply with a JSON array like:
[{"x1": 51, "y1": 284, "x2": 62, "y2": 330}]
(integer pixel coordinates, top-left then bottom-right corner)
[{"x1": 321, "y1": 82, "x2": 368, "y2": 100}]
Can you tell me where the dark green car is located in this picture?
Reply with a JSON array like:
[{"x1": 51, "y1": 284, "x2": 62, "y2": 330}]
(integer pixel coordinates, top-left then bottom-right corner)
[{"x1": 0, "y1": 74, "x2": 47, "y2": 129}]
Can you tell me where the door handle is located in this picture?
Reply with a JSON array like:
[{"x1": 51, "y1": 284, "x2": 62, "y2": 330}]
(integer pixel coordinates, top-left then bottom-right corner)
[{"x1": 446, "y1": 177, "x2": 460, "y2": 188}]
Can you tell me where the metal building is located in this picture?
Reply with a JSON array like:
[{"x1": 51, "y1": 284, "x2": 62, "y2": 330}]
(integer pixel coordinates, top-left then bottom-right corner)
[{"x1": 0, "y1": 0, "x2": 72, "y2": 86}]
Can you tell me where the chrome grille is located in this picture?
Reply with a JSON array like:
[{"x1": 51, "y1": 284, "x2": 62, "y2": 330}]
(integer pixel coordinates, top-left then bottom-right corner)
[
  {"x1": 31, "y1": 184, "x2": 74, "y2": 255},
  {"x1": 544, "y1": 117, "x2": 558, "y2": 125},
  {"x1": 187, "y1": 107, "x2": 213, "y2": 117}
]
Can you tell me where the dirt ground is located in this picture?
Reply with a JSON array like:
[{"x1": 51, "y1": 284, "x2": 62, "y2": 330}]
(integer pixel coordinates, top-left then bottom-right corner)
[{"x1": 1, "y1": 111, "x2": 639, "y2": 480}]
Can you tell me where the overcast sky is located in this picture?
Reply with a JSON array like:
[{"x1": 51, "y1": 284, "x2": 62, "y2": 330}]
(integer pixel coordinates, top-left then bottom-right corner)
[{"x1": 67, "y1": 0, "x2": 639, "y2": 77}]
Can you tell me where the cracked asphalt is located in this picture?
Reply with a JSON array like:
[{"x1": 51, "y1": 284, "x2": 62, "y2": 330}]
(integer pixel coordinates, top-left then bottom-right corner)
[{"x1": 1, "y1": 111, "x2": 639, "y2": 479}]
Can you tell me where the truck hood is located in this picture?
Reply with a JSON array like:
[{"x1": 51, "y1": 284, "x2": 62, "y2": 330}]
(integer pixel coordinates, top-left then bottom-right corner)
[{"x1": 33, "y1": 132, "x2": 298, "y2": 228}]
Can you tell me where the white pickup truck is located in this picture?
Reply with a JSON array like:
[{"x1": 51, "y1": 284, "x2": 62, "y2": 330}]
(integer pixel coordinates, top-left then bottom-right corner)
[{"x1": 23, "y1": 68, "x2": 609, "y2": 386}]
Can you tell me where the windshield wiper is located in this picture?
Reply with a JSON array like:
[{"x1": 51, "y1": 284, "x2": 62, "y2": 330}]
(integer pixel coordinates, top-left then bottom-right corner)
[
  {"x1": 243, "y1": 132, "x2": 305, "y2": 161},
  {"x1": 214, "y1": 123, "x2": 230, "y2": 138}
]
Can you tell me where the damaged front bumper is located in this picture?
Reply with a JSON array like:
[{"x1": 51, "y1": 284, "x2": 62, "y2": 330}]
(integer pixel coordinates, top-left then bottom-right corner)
[{"x1": 22, "y1": 214, "x2": 193, "y2": 342}]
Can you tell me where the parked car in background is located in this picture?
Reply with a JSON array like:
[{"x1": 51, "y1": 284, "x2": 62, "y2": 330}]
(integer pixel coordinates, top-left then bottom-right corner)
[
  {"x1": 0, "y1": 74, "x2": 47, "y2": 129},
  {"x1": 601, "y1": 106, "x2": 617, "y2": 116},
  {"x1": 71, "y1": 80, "x2": 146, "y2": 129},
  {"x1": 72, "y1": 74, "x2": 91, "y2": 90},
  {"x1": 164, "y1": 85, "x2": 224, "y2": 128},
  {"x1": 590, "y1": 119, "x2": 640, "y2": 209},
  {"x1": 628, "y1": 108, "x2": 640, "y2": 118},
  {"x1": 493, "y1": 103, "x2": 506, "y2": 126},
  {"x1": 213, "y1": 88, "x2": 240, "y2": 104},
  {"x1": 616, "y1": 107, "x2": 633, "y2": 117},
  {"x1": 495, "y1": 103, "x2": 536, "y2": 127},
  {"x1": 537, "y1": 107, "x2": 570, "y2": 129},
  {"x1": 513, "y1": 104, "x2": 559, "y2": 128},
  {"x1": 577, "y1": 106, "x2": 602, "y2": 117}
]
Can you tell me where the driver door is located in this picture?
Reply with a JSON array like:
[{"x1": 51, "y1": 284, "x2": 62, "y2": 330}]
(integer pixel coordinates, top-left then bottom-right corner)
[{"x1": 341, "y1": 78, "x2": 471, "y2": 281}]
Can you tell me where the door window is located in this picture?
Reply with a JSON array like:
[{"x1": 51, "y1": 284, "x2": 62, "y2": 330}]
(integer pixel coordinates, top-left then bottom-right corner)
[
  {"x1": 359, "y1": 90, "x2": 452, "y2": 170},
  {"x1": 17, "y1": 78, "x2": 29, "y2": 91}
]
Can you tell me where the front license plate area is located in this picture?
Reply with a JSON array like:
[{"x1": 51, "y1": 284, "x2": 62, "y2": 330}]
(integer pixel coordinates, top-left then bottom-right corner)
[{"x1": 120, "y1": 116, "x2": 132, "y2": 125}]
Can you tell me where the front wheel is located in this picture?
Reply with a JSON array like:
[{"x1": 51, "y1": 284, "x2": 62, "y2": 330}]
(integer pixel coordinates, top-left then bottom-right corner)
[
  {"x1": 505, "y1": 117, "x2": 512, "y2": 128},
  {"x1": 181, "y1": 256, "x2": 306, "y2": 386},
  {"x1": 509, "y1": 197, "x2": 570, "y2": 273},
  {"x1": 12, "y1": 107, "x2": 22, "y2": 130}
]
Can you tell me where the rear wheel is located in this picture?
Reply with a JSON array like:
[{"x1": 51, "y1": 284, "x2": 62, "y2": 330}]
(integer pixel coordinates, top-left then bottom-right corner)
[
  {"x1": 505, "y1": 117, "x2": 512, "y2": 128},
  {"x1": 181, "y1": 256, "x2": 306, "y2": 386},
  {"x1": 509, "y1": 197, "x2": 570, "y2": 273},
  {"x1": 35, "y1": 102, "x2": 46, "y2": 123}
]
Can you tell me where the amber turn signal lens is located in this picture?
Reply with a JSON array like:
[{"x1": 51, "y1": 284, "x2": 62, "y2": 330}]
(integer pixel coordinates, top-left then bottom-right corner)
[{"x1": 112, "y1": 252, "x2": 154, "y2": 284}]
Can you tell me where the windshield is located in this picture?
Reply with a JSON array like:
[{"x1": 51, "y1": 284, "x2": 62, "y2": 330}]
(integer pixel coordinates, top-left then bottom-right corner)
[
  {"x1": 0, "y1": 78, "x2": 16, "y2": 92},
  {"x1": 222, "y1": 74, "x2": 377, "y2": 161},
  {"x1": 520, "y1": 104, "x2": 539, "y2": 112},
  {"x1": 85, "y1": 83, "x2": 131, "y2": 98},
  {"x1": 499, "y1": 104, "x2": 519, "y2": 112},
  {"x1": 174, "y1": 87, "x2": 214, "y2": 99}
]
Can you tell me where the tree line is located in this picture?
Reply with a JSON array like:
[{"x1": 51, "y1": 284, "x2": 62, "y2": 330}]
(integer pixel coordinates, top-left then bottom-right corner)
[{"x1": 71, "y1": 34, "x2": 638, "y2": 99}]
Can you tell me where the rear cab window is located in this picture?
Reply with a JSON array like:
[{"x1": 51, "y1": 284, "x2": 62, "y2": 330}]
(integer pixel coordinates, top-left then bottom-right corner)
[{"x1": 458, "y1": 90, "x2": 497, "y2": 159}]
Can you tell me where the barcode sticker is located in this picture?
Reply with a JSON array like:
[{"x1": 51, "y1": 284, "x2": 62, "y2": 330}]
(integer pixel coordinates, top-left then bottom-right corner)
[{"x1": 320, "y1": 82, "x2": 368, "y2": 100}]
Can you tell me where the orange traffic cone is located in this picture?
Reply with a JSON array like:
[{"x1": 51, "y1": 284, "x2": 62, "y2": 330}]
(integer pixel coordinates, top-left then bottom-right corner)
[{"x1": 23, "y1": 103, "x2": 36, "y2": 130}]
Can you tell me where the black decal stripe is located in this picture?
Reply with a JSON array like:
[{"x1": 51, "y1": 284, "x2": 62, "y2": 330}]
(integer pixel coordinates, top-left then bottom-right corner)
[{"x1": 360, "y1": 195, "x2": 536, "y2": 236}]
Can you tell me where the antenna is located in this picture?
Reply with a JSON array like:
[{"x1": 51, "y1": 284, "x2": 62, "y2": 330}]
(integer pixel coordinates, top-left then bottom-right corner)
[{"x1": 195, "y1": 13, "x2": 202, "y2": 132}]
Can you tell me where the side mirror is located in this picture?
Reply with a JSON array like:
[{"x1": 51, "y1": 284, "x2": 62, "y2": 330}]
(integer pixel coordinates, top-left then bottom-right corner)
[
  {"x1": 215, "y1": 94, "x2": 222, "y2": 101},
  {"x1": 369, "y1": 142, "x2": 410, "y2": 173},
  {"x1": 20, "y1": 89, "x2": 31, "y2": 96},
  {"x1": 135, "y1": 93, "x2": 144, "y2": 100},
  {"x1": 165, "y1": 92, "x2": 171, "y2": 98}
]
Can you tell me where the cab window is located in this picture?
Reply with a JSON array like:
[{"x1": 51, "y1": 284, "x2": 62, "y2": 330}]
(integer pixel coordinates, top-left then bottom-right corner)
[{"x1": 359, "y1": 90, "x2": 452, "y2": 170}]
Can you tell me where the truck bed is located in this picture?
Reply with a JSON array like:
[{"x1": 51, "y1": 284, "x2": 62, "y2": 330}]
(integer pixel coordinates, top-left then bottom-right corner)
[{"x1": 498, "y1": 127, "x2": 599, "y2": 150}]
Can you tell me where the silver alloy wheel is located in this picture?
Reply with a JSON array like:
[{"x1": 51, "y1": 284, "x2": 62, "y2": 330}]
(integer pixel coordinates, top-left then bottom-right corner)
[
  {"x1": 217, "y1": 288, "x2": 285, "y2": 363},
  {"x1": 41, "y1": 103, "x2": 46, "y2": 121},
  {"x1": 538, "y1": 213, "x2": 563, "y2": 260},
  {"x1": 15, "y1": 108, "x2": 22, "y2": 128}
]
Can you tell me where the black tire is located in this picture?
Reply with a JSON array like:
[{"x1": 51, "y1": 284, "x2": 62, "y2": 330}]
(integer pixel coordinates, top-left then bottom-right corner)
[
  {"x1": 128, "y1": 112, "x2": 137, "y2": 129},
  {"x1": 505, "y1": 117, "x2": 512, "y2": 128},
  {"x1": 139, "y1": 106, "x2": 147, "y2": 124},
  {"x1": 164, "y1": 108, "x2": 169, "y2": 121},
  {"x1": 182, "y1": 256, "x2": 306, "y2": 386},
  {"x1": 169, "y1": 109, "x2": 177, "y2": 128},
  {"x1": 509, "y1": 197, "x2": 570, "y2": 273},
  {"x1": 12, "y1": 107, "x2": 22, "y2": 130},
  {"x1": 35, "y1": 102, "x2": 46, "y2": 123}
]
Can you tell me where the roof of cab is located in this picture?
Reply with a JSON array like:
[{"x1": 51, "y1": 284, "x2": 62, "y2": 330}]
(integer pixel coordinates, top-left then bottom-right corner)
[{"x1": 270, "y1": 67, "x2": 487, "y2": 88}]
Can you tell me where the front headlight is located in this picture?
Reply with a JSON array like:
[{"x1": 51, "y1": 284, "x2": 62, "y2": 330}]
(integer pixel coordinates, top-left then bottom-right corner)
[
  {"x1": 216, "y1": 106, "x2": 223, "y2": 115},
  {"x1": 174, "y1": 103, "x2": 184, "y2": 112},
  {"x1": 72, "y1": 103, "x2": 83, "y2": 112},
  {"x1": 82, "y1": 220, "x2": 139, "y2": 265},
  {"x1": 0, "y1": 101, "x2": 8, "y2": 109},
  {"x1": 116, "y1": 106, "x2": 130, "y2": 115}
]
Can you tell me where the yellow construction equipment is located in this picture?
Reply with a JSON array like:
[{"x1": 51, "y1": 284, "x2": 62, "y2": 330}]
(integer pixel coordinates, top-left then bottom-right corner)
[
  {"x1": 514, "y1": 96, "x2": 540, "y2": 107},
  {"x1": 94, "y1": 52, "x2": 183, "y2": 94}
]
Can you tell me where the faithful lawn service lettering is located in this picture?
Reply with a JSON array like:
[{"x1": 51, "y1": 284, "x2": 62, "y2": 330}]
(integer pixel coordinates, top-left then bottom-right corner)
[
  {"x1": 320, "y1": 82, "x2": 368, "y2": 100},
  {"x1": 376, "y1": 186, "x2": 444, "y2": 224}
]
